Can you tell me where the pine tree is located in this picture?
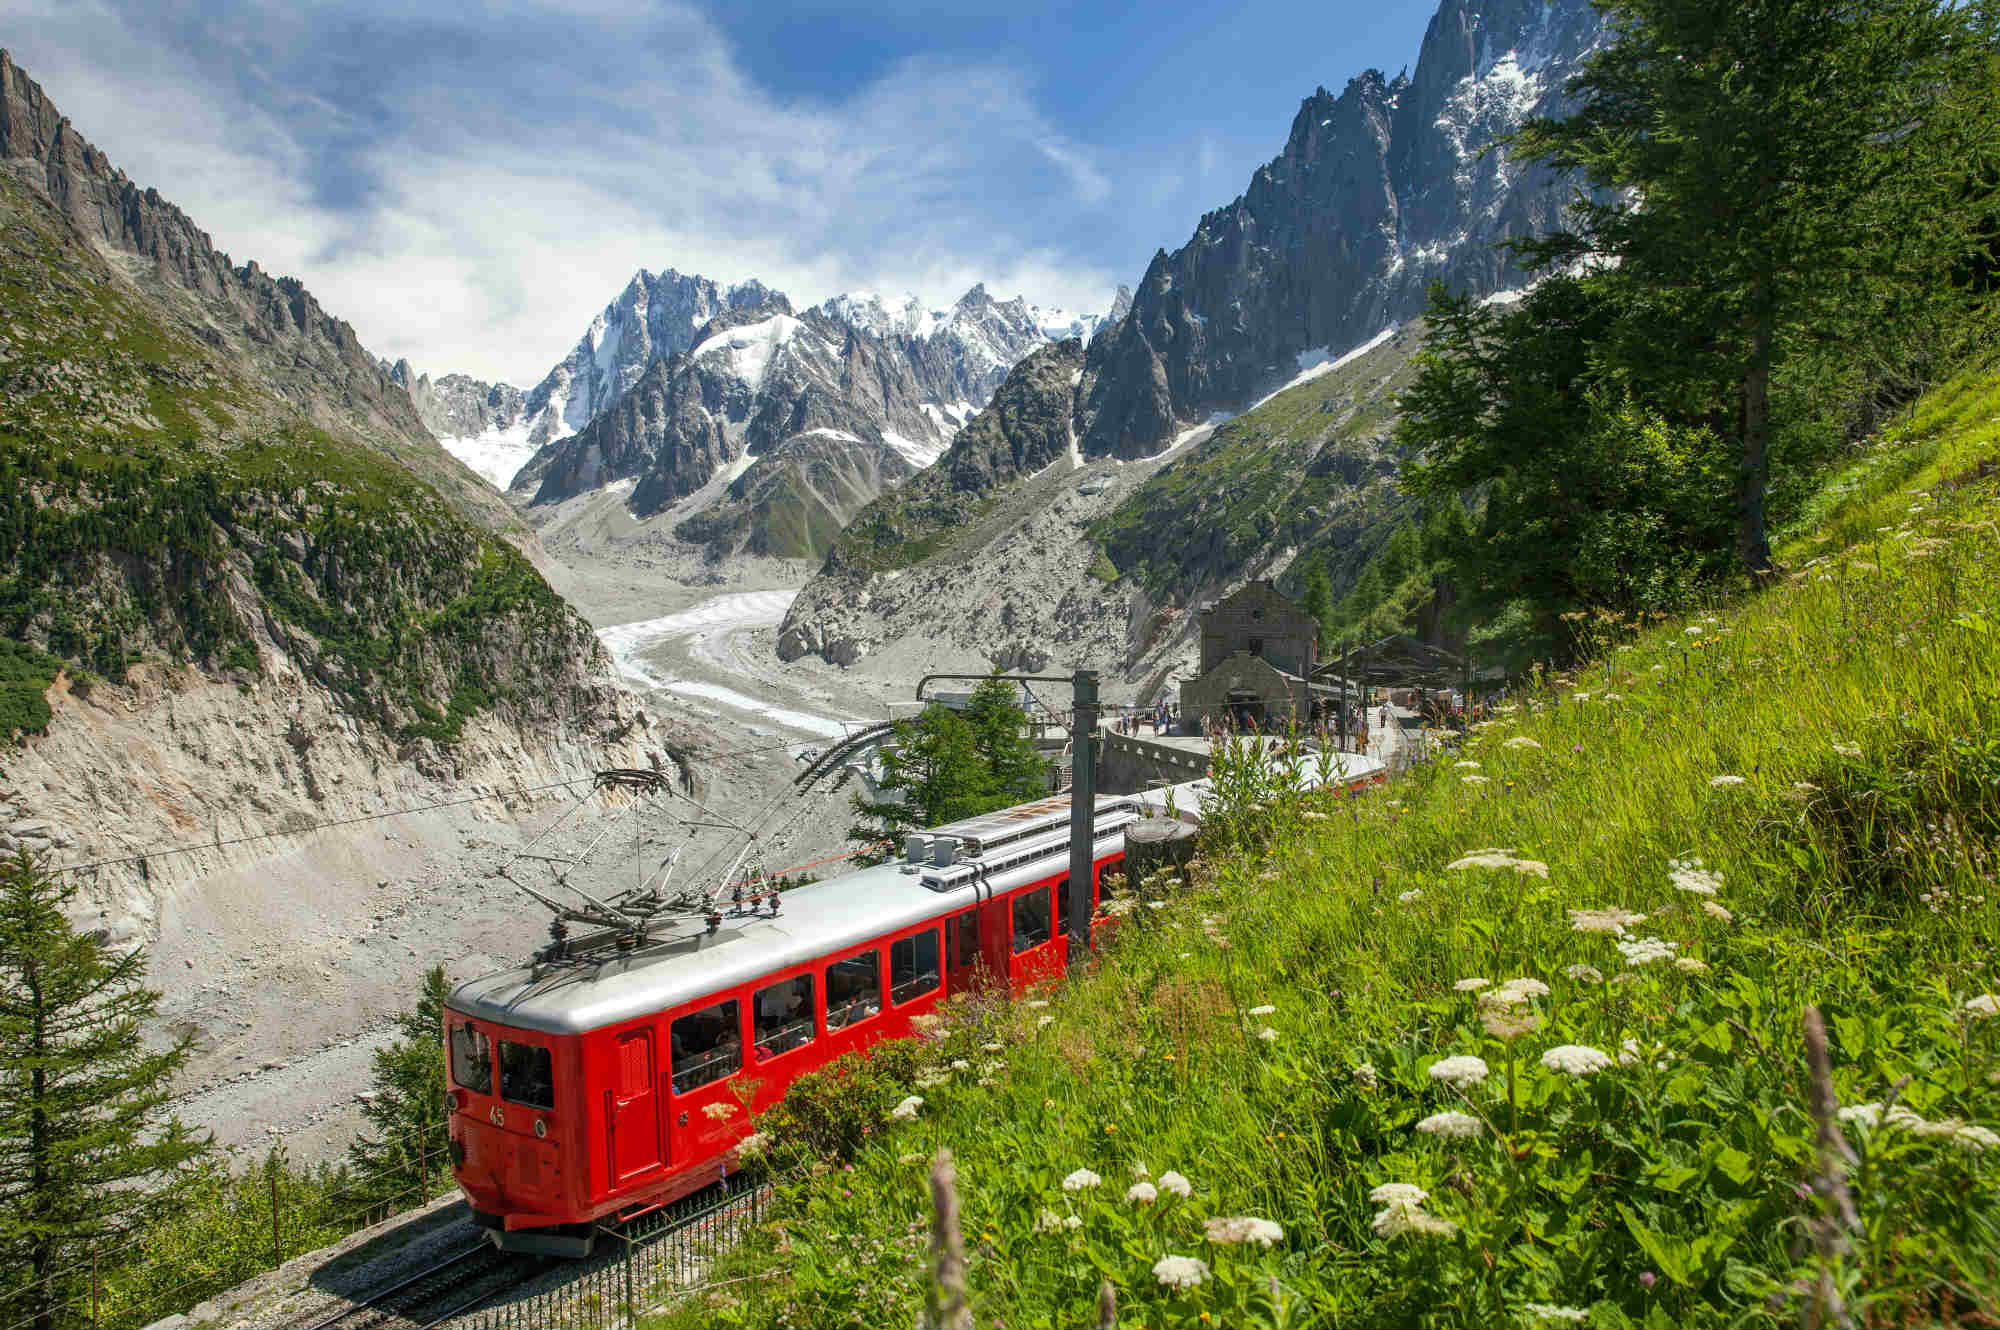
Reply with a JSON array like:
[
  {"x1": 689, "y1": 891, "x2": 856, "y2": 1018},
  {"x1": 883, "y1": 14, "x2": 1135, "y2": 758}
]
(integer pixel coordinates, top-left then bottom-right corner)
[
  {"x1": 960, "y1": 679, "x2": 1051, "y2": 806},
  {"x1": 848, "y1": 705, "x2": 1006, "y2": 858},
  {"x1": 344, "y1": 965, "x2": 451, "y2": 1216},
  {"x1": 0, "y1": 853, "x2": 207, "y2": 1330},
  {"x1": 1299, "y1": 558, "x2": 1336, "y2": 654},
  {"x1": 1510, "y1": 0, "x2": 2000, "y2": 580}
]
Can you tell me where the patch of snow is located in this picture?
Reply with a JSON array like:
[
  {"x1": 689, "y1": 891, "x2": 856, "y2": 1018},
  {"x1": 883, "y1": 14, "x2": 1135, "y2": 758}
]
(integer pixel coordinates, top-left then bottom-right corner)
[
  {"x1": 1249, "y1": 324, "x2": 1400, "y2": 411},
  {"x1": 691, "y1": 315, "x2": 809, "y2": 391},
  {"x1": 1481, "y1": 288, "x2": 1530, "y2": 307},
  {"x1": 437, "y1": 415, "x2": 541, "y2": 489},
  {"x1": 882, "y1": 428, "x2": 945, "y2": 469},
  {"x1": 797, "y1": 427, "x2": 866, "y2": 445},
  {"x1": 720, "y1": 451, "x2": 759, "y2": 486}
]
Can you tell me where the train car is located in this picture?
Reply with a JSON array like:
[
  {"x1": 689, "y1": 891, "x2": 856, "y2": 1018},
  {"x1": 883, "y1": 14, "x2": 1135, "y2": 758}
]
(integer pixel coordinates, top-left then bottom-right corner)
[{"x1": 443, "y1": 793, "x2": 1139, "y2": 1256}]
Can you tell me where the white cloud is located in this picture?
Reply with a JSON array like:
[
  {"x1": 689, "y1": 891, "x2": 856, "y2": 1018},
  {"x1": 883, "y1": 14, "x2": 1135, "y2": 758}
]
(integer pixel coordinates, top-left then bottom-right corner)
[{"x1": 0, "y1": 0, "x2": 1123, "y2": 385}]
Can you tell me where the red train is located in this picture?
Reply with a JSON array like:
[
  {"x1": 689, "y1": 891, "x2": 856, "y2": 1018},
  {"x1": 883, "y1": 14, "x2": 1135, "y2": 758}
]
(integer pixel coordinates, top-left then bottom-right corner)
[{"x1": 443, "y1": 792, "x2": 1140, "y2": 1256}]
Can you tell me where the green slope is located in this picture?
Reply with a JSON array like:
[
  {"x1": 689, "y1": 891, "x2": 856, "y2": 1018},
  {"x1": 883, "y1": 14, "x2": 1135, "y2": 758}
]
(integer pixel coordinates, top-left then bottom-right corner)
[{"x1": 658, "y1": 355, "x2": 2000, "y2": 1328}]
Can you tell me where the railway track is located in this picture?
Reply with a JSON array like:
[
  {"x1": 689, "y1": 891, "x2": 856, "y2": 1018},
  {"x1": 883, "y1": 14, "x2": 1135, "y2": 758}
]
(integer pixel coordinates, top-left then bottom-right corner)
[{"x1": 300, "y1": 1242, "x2": 524, "y2": 1330}]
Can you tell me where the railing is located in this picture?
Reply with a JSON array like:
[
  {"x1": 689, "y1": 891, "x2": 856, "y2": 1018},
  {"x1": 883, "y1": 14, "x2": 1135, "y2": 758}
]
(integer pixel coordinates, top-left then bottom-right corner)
[{"x1": 449, "y1": 1184, "x2": 766, "y2": 1329}]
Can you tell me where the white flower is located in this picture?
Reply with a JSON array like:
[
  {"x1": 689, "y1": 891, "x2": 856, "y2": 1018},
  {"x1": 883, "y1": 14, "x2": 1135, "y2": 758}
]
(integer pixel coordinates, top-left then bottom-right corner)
[
  {"x1": 1962, "y1": 994, "x2": 2000, "y2": 1019},
  {"x1": 1493, "y1": 977, "x2": 1550, "y2": 1003},
  {"x1": 1204, "y1": 1216, "x2": 1284, "y2": 1247},
  {"x1": 1447, "y1": 851, "x2": 1549, "y2": 877},
  {"x1": 1152, "y1": 1255, "x2": 1209, "y2": 1291},
  {"x1": 735, "y1": 1131, "x2": 772, "y2": 1161},
  {"x1": 1398, "y1": 889, "x2": 1423, "y2": 904},
  {"x1": 1062, "y1": 1168, "x2": 1102, "y2": 1191},
  {"x1": 1503, "y1": 736, "x2": 1543, "y2": 750},
  {"x1": 1371, "y1": 1201, "x2": 1459, "y2": 1237},
  {"x1": 1702, "y1": 901, "x2": 1734, "y2": 923},
  {"x1": 1668, "y1": 858, "x2": 1725, "y2": 897},
  {"x1": 1522, "y1": 1306, "x2": 1590, "y2": 1324},
  {"x1": 1126, "y1": 1181, "x2": 1158, "y2": 1205},
  {"x1": 1463, "y1": 775, "x2": 1490, "y2": 785},
  {"x1": 1615, "y1": 936, "x2": 1677, "y2": 966},
  {"x1": 702, "y1": 1102, "x2": 738, "y2": 1121},
  {"x1": 1454, "y1": 977, "x2": 1492, "y2": 993},
  {"x1": 1158, "y1": 1170, "x2": 1193, "y2": 1198},
  {"x1": 1455, "y1": 760, "x2": 1482, "y2": 770},
  {"x1": 899, "y1": 1152, "x2": 927, "y2": 1165},
  {"x1": 1684, "y1": 625, "x2": 1705, "y2": 635},
  {"x1": 1257, "y1": 1026, "x2": 1280, "y2": 1043},
  {"x1": 890, "y1": 1095, "x2": 923, "y2": 1122},
  {"x1": 1569, "y1": 907, "x2": 1646, "y2": 936},
  {"x1": 1954, "y1": 1124, "x2": 2000, "y2": 1152},
  {"x1": 1248, "y1": 1004, "x2": 1277, "y2": 1016},
  {"x1": 1416, "y1": 1111, "x2": 1483, "y2": 1139},
  {"x1": 1708, "y1": 774, "x2": 1747, "y2": 788},
  {"x1": 1572, "y1": 692, "x2": 1592, "y2": 702},
  {"x1": 1674, "y1": 956, "x2": 1710, "y2": 975},
  {"x1": 1352, "y1": 1064, "x2": 1379, "y2": 1090},
  {"x1": 1836, "y1": 1103, "x2": 1881, "y2": 1129},
  {"x1": 1037, "y1": 1014, "x2": 1055, "y2": 1029},
  {"x1": 1832, "y1": 741, "x2": 1863, "y2": 758},
  {"x1": 1428, "y1": 1055, "x2": 1491, "y2": 1088},
  {"x1": 950, "y1": 1059, "x2": 972, "y2": 1072},
  {"x1": 914, "y1": 1070, "x2": 948, "y2": 1090},
  {"x1": 1369, "y1": 1182, "x2": 1430, "y2": 1207},
  {"x1": 1564, "y1": 964, "x2": 1604, "y2": 984},
  {"x1": 1541, "y1": 1044, "x2": 1614, "y2": 1076},
  {"x1": 1035, "y1": 1208, "x2": 1083, "y2": 1233},
  {"x1": 1025, "y1": 999, "x2": 1050, "y2": 1010},
  {"x1": 982, "y1": 1042, "x2": 1004, "y2": 1053}
]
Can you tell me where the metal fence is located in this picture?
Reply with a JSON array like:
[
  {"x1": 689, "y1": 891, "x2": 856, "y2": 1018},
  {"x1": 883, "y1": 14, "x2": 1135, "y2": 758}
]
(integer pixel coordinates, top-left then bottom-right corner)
[{"x1": 451, "y1": 1185, "x2": 766, "y2": 1330}]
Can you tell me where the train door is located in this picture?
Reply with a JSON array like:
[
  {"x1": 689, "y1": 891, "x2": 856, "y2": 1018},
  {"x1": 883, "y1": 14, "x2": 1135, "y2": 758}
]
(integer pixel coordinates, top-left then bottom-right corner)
[
  {"x1": 945, "y1": 909, "x2": 984, "y2": 997},
  {"x1": 608, "y1": 1027, "x2": 663, "y2": 1182}
]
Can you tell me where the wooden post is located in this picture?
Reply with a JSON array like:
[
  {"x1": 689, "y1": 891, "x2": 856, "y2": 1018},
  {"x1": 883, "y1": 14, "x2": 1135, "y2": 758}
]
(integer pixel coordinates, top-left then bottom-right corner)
[{"x1": 269, "y1": 1170, "x2": 283, "y2": 1268}]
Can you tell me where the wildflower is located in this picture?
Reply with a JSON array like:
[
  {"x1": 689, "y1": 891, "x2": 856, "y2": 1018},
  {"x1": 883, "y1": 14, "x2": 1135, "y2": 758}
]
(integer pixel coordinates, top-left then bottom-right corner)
[
  {"x1": 982, "y1": 1042, "x2": 1005, "y2": 1053},
  {"x1": 1504, "y1": 736, "x2": 1543, "y2": 750},
  {"x1": 1482, "y1": 1005, "x2": 1542, "y2": 1039},
  {"x1": 1454, "y1": 977, "x2": 1492, "y2": 993},
  {"x1": 1428, "y1": 1055, "x2": 1490, "y2": 1088},
  {"x1": 1911, "y1": 1117, "x2": 1966, "y2": 1140},
  {"x1": 1025, "y1": 999, "x2": 1050, "y2": 1009},
  {"x1": 1248, "y1": 1004, "x2": 1277, "y2": 1016},
  {"x1": 1492, "y1": 977, "x2": 1551, "y2": 1003},
  {"x1": 1455, "y1": 760, "x2": 1482, "y2": 770},
  {"x1": 1352, "y1": 1064, "x2": 1379, "y2": 1090},
  {"x1": 1572, "y1": 692, "x2": 1592, "y2": 702},
  {"x1": 735, "y1": 1131, "x2": 772, "y2": 1161},
  {"x1": 1257, "y1": 1027, "x2": 1280, "y2": 1043},
  {"x1": 1416, "y1": 1111, "x2": 1483, "y2": 1139},
  {"x1": 1447, "y1": 851, "x2": 1550, "y2": 878},
  {"x1": 1674, "y1": 957, "x2": 1710, "y2": 975},
  {"x1": 1832, "y1": 741, "x2": 1863, "y2": 758},
  {"x1": 1667, "y1": 857, "x2": 1725, "y2": 897},
  {"x1": 1615, "y1": 936, "x2": 1677, "y2": 966},
  {"x1": 703, "y1": 1102, "x2": 739, "y2": 1121},
  {"x1": 1204, "y1": 1216, "x2": 1284, "y2": 1247},
  {"x1": 1954, "y1": 1124, "x2": 2000, "y2": 1152},
  {"x1": 1158, "y1": 1170, "x2": 1193, "y2": 1198},
  {"x1": 1372, "y1": 1201, "x2": 1459, "y2": 1237},
  {"x1": 899, "y1": 1152, "x2": 926, "y2": 1165},
  {"x1": 1836, "y1": 1103, "x2": 1881, "y2": 1129},
  {"x1": 1564, "y1": 963, "x2": 1604, "y2": 984},
  {"x1": 950, "y1": 1059, "x2": 971, "y2": 1072},
  {"x1": 1541, "y1": 1044, "x2": 1614, "y2": 1076},
  {"x1": 1369, "y1": 1182, "x2": 1430, "y2": 1207},
  {"x1": 1037, "y1": 1014, "x2": 1055, "y2": 1029},
  {"x1": 1131, "y1": 1161, "x2": 1150, "y2": 1179},
  {"x1": 1034, "y1": 1208, "x2": 1082, "y2": 1233},
  {"x1": 1063, "y1": 1168, "x2": 1103, "y2": 1191},
  {"x1": 1522, "y1": 1306, "x2": 1590, "y2": 1324},
  {"x1": 1569, "y1": 906, "x2": 1646, "y2": 936},
  {"x1": 1127, "y1": 1181, "x2": 1159, "y2": 1205},
  {"x1": 1640, "y1": 1271, "x2": 1657, "y2": 1289},
  {"x1": 1463, "y1": 775, "x2": 1490, "y2": 785},
  {"x1": 914, "y1": 1070, "x2": 948, "y2": 1089},
  {"x1": 1684, "y1": 626, "x2": 1704, "y2": 635},
  {"x1": 1962, "y1": 994, "x2": 2000, "y2": 1020},
  {"x1": 1398, "y1": 889, "x2": 1423, "y2": 904},
  {"x1": 1152, "y1": 1255, "x2": 1209, "y2": 1291},
  {"x1": 1708, "y1": 774, "x2": 1747, "y2": 788},
  {"x1": 889, "y1": 1095, "x2": 923, "y2": 1122},
  {"x1": 1702, "y1": 901, "x2": 1734, "y2": 923}
]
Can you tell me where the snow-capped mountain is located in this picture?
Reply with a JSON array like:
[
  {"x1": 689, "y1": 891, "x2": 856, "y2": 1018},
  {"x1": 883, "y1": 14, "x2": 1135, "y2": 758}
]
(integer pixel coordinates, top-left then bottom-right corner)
[{"x1": 1077, "y1": 0, "x2": 1607, "y2": 457}]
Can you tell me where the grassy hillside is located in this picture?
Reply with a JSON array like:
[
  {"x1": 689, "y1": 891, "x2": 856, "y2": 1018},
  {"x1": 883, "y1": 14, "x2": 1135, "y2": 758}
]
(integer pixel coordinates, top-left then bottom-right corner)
[
  {"x1": 0, "y1": 164, "x2": 597, "y2": 746},
  {"x1": 662, "y1": 357, "x2": 2000, "y2": 1328},
  {"x1": 1090, "y1": 327, "x2": 1425, "y2": 603}
]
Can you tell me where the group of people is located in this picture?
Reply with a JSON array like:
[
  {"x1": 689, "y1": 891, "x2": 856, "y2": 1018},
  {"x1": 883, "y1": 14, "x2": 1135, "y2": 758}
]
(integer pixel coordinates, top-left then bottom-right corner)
[{"x1": 1113, "y1": 702, "x2": 1177, "y2": 737}]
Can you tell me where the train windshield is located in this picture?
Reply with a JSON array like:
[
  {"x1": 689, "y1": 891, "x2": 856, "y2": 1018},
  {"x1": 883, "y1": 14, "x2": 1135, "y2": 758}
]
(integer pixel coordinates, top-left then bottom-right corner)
[
  {"x1": 890, "y1": 930, "x2": 940, "y2": 1004},
  {"x1": 498, "y1": 1041, "x2": 554, "y2": 1110},
  {"x1": 450, "y1": 1022, "x2": 492, "y2": 1095}
]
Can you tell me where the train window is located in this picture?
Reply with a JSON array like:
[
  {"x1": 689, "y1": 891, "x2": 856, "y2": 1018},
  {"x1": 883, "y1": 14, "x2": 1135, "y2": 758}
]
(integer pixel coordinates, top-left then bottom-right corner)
[
  {"x1": 825, "y1": 950, "x2": 881, "y2": 1030},
  {"x1": 1012, "y1": 888, "x2": 1052, "y2": 954},
  {"x1": 890, "y1": 930, "x2": 940, "y2": 1004},
  {"x1": 450, "y1": 1023, "x2": 491, "y2": 1095},
  {"x1": 670, "y1": 1000, "x2": 741, "y2": 1094},
  {"x1": 754, "y1": 975, "x2": 815, "y2": 1060},
  {"x1": 497, "y1": 1041, "x2": 554, "y2": 1110}
]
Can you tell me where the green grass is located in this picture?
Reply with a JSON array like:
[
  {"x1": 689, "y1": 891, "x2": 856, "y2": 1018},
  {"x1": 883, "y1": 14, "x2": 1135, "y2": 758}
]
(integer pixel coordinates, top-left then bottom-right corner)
[{"x1": 656, "y1": 363, "x2": 2000, "y2": 1328}]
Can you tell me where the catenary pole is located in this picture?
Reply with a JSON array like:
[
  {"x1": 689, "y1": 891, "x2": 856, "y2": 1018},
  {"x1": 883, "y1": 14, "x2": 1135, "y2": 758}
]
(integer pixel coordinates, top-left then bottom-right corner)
[{"x1": 1066, "y1": 669, "x2": 1099, "y2": 973}]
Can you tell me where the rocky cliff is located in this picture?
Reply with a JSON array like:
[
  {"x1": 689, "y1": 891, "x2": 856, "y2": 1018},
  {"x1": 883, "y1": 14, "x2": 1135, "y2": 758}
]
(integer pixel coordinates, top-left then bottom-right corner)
[
  {"x1": 0, "y1": 50, "x2": 648, "y2": 935},
  {"x1": 1076, "y1": 0, "x2": 1604, "y2": 458}
]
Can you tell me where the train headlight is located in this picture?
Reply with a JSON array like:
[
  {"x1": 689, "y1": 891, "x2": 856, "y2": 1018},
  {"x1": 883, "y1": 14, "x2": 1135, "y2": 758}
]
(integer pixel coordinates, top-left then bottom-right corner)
[
  {"x1": 534, "y1": 1119, "x2": 548, "y2": 1139},
  {"x1": 444, "y1": 1089, "x2": 462, "y2": 1116}
]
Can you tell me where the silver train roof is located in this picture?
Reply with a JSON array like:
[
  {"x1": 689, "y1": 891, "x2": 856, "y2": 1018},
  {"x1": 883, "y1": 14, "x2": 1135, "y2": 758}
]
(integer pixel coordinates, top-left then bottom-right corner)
[{"x1": 448, "y1": 796, "x2": 1137, "y2": 1036}]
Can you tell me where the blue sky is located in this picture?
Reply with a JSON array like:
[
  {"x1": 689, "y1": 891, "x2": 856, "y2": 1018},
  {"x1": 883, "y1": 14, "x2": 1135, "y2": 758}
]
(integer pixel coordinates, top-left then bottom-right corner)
[{"x1": 1, "y1": 1, "x2": 1440, "y2": 385}]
